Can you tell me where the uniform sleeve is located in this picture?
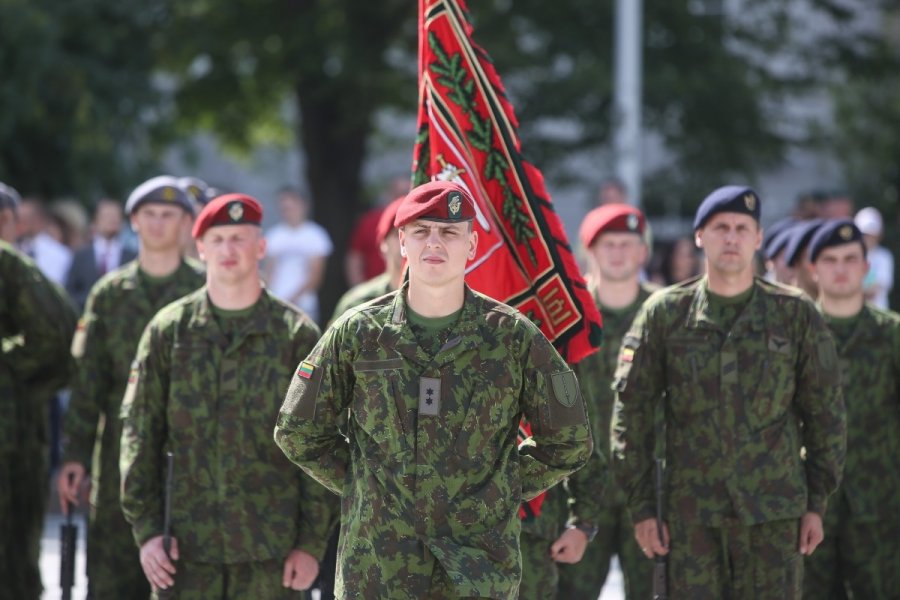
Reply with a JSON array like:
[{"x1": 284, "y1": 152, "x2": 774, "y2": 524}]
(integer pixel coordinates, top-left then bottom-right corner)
[
  {"x1": 610, "y1": 302, "x2": 665, "y2": 523},
  {"x1": 275, "y1": 322, "x2": 353, "y2": 496},
  {"x1": 62, "y1": 287, "x2": 112, "y2": 467},
  {"x1": 795, "y1": 303, "x2": 846, "y2": 516},
  {"x1": 287, "y1": 320, "x2": 338, "y2": 559},
  {"x1": 119, "y1": 318, "x2": 171, "y2": 547},
  {"x1": 518, "y1": 328, "x2": 593, "y2": 500}
]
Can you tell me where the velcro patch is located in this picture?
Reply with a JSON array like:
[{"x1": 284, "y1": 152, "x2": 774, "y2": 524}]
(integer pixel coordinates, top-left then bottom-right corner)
[
  {"x1": 546, "y1": 370, "x2": 586, "y2": 429},
  {"x1": 418, "y1": 377, "x2": 441, "y2": 416}
]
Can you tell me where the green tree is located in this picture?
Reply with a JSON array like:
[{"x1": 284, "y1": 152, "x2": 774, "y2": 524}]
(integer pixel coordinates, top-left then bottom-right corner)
[{"x1": 0, "y1": 0, "x2": 166, "y2": 199}]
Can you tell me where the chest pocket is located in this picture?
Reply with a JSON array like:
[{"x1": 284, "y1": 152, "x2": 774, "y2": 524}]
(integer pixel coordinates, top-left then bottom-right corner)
[
  {"x1": 454, "y1": 368, "x2": 519, "y2": 467},
  {"x1": 664, "y1": 335, "x2": 720, "y2": 417},
  {"x1": 746, "y1": 334, "x2": 796, "y2": 430},
  {"x1": 351, "y1": 359, "x2": 408, "y2": 458}
]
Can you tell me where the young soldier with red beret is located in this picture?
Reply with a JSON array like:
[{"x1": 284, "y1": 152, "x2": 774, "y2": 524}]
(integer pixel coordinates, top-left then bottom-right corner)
[
  {"x1": 275, "y1": 180, "x2": 593, "y2": 599},
  {"x1": 120, "y1": 194, "x2": 334, "y2": 598},
  {"x1": 552, "y1": 203, "x2": 657, "y2": 599}
]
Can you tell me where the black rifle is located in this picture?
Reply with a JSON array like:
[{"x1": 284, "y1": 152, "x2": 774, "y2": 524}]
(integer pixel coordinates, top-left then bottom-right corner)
[
  {"x1": 158, "y1": 451, "x2": 175, "y2": 599},
  {"x1": 652, "y1": 457, "x2": 667, "y2": 600},
  {"x1": 60, "y1": 500, "x2": 77, "y2": 600}
]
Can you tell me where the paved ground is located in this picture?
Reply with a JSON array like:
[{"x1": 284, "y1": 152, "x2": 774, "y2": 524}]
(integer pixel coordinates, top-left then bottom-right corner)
[{"x1": 39, "y1": 512, "x2": 625, "y2": 599}]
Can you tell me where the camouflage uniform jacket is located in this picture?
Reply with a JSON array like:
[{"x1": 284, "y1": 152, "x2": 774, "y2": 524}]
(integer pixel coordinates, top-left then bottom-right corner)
[
  {"x1": 330, "y1": 272, "x2": 393, "y2": 325},
  {"x1": 120, "y1": 287, "x2": 333, "y2": 563},
  {"x1": 611, "y1": 276, "x2": 846, "y2": 526},
  {"x1": 0, "y1": 240, "x2": 77, "y2": 453},
  {"x1": 64, "y1": 258, "x2": 205, "y2": 517},
  {"x1": 275, "y1": 284, "x2": 593, "y2": 599},
  {"x1": 569, "y1": 280, "x2": 658, "y2": 520},
  {"x1": 823, "y1": 304, "x2": 900, "y2": 520}
]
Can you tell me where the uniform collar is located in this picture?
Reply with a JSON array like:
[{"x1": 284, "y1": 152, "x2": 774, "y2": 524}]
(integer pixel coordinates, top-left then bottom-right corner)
[
  {"x1": 378, "y1": 281, "x2": 486, "y2": 367},
  {"x1": 684, "y1": 276, "x2": 767, "y2": 334}
]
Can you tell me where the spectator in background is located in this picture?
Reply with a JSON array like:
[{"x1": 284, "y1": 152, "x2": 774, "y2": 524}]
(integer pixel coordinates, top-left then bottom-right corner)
[
  {"x1": 345, "y1": 177, "x2": 409, "y2": 286},
  {"x1": 793, "y1": 190, "x2": 824, "y2": 220},
  {"x1": 820, "y1": 190, "x2": 854, "y2": 219},
  {"x1": 264, "y1": 186, "x2": 333, "y2": 322},
  {"x1": 65, "y1": 198, "x2": 136, "y2": 311},
  {"x1": 52, "y1": 199, "x2": 91, "y2": 250},
  {"x1": 855, "y1": 206, "x2": 894, "y2": 309},
  {"x1": 16, "y1": 197, "x2": 72, "y2": 284},
  {"x1": 597, "y1": 176, "x2": 628, "y2": 206},
  {"x1": 652, "y1": 237, "x2": 701, "y2": 286}
]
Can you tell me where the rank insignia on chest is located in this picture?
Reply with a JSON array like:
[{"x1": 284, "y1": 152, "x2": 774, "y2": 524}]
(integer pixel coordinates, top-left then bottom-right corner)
[
  {"x1": 297, "y1": 361, "x2": 316, "y2": 379},
  {"x1": 419, "y1": 376, "x2": 441, "y2": 416}
]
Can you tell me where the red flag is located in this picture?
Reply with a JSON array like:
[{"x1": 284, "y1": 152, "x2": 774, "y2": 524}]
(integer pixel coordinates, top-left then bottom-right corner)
[
  {"x1": 413, "y1": 0, "x2": 602, "y2": 364},
  {"x1": 413, "y1": 0, "x2": 603, "y2": 519}
]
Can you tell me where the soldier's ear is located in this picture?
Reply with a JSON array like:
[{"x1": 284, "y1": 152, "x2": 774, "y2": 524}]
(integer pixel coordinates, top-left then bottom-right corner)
[
  {"x1": 694, "y1": 229, "x2": 704, "y2": 249},
  {"x1": 468, "y1": 230, "x2": 478, "y2": 260}
]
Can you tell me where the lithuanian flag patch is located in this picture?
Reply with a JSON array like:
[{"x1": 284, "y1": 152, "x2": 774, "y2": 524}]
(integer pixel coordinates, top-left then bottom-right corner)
[
  {"x1": 620, "y1": 348, "x2": 635, "y2": 363},
  {"x1": 297, "y1": 361, "x2": 316, "y2": 379}
]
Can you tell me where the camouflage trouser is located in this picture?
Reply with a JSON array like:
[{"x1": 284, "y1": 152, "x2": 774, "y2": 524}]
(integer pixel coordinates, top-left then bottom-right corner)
[
  {"x1": 5, "y1": 421, "x2": 48, "y2": 600},
  {"x1": 150, "y1": 559, "x2": 307, "y2": 600},
  {"x1": 518, "y1": 531, "x2": 558, "y2": 600},
  {"x1": 86, "y1": 503, "x2": 150, "y2": 599},
  {"x1": 667, "y1": 515, "x2": 802, "y2": 600},
  {"x1": 556, "y1": 503, "x2": 651, "y2": 600},
  {"x1": 803, "y1": 495, "x2": 900, "y2": 599}
]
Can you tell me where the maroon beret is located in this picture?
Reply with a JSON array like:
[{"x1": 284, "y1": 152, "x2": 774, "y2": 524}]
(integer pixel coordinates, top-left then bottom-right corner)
[
  {"x1": 579, "y1": 203, "x2": 645, "y2": 248},
  {"x1": 376, "y1": 197, "x2": 404, "y2": 243},
  {"x1": 394, "y1": 181, "x2": 476, "y2": 228},
  {"x1": 192, "y1": 193, "x2": 263, "y2": 239}
]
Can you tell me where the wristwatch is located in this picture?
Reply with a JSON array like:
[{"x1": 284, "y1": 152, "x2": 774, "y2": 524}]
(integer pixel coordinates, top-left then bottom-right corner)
[{"x1": 568, "y1": 521, "x2": 599, "y2": 542}]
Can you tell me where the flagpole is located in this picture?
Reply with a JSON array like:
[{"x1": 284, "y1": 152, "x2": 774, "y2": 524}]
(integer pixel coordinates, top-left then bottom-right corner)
[{"x1": 613, "y1": 0, "x2": 643, "y2": 209}]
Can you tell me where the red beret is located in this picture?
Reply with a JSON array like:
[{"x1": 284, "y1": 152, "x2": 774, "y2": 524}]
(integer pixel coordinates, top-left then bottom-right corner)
[
  {"x1": 192, "y1": 193, "x2": 263, "y2": 239},
  {"x1": 579, "y1": 203, "x2": 645, "y2": 248},
  {"x1": 376, "y1": 197, "x2": 404, "y2": 243},
  {"x1": 394, "y1": 181, "x2": 476, "y2": 228}
]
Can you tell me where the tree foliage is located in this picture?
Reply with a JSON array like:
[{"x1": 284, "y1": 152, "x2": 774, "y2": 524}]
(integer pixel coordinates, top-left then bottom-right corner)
[{"x1": 0, "y1": 0, "x2": 166, "y2": 198}]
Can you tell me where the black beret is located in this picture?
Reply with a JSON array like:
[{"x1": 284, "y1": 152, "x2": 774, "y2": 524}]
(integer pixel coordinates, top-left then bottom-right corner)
[
  {"x1": 808, "y1": 219, "x2": 866, "y2": 263},
  {"x1": 784, "y1": 219, "x2": 824, "y2": 267},
  {"x1": 0, "y1": 181, "x2": 21, "y2": 211},
  {"x1": 765, "y1": 224, "x2": 798, "y2": 261},
  {"x1": 693, "y1": 185, "x2": 761, "y2": 230},
  {"x1": 125, "y1": 175, "x2": 195, "y2": 216},
  {"x1": 762, "y1": 218, "x2": 797, "y2": 257}
]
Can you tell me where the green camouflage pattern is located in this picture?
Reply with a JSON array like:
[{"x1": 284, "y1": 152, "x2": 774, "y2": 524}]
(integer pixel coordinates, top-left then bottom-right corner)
[
  {"x1": 120, "y1": 287, "x2": 334, "y2": 567},
  {"x1": 63, "y1": 258, "x2": 204, "y2": 598},
  {"x1": 611, "y1": 276, "x2": 846, "y2": 596},
  {"x1": 518, "y1": 529, "x2": 560, "y2": 600},
  {"x1": 667, "y1": 515, "x2": 802, "y2": 599},
  {"x1": 0, "y1": 240, "x2": 77, "y2": 599},
  {"x1": 149, "y1": 559, "x2": 305, "y2": 600},
  {"x1": 275, "y1": 284, "x2": 593, "y2": 599},
  {"x1": 557, "y1": 280, "x2": 656, "y2": 599},
  {"x1": 803, "y1": 305, "x2": 900, "y2": 599},
  {"x1": 330, "y1": 272, "x2": 393, "y2": 325}
]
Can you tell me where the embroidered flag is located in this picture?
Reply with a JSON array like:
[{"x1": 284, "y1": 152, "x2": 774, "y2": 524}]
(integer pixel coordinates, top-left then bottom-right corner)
[
  {"x1": 414, "y1": 0, "x2": 603, "y2": 520},
  {"x1": 297, "y1": 361, "x2": 316, "y2": 380}
]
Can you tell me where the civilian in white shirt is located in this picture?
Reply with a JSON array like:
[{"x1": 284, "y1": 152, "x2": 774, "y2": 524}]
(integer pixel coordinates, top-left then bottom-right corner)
[
  {"x1": 263, "y1": 186, "x2": 332, "y2": 322},
  {"x1": 855, "y1": 206, "x2": 894, "y2": 310},
  {"x1": 16, "y1": 198, "x2": 72, "y2": 285}
]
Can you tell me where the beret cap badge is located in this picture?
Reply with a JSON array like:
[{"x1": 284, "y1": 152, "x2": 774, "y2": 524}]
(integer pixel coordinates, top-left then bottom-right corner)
[
  {"x1": 228, "y1": 201, "x2": 244, "y2": 222},
  {"x1": 626, "y1": 213, "x2": 639, "y2": 231},
  {"x1": 839, "y1": 225, "x2": 853, "y2": 241},
  {"x1": 743, "y1": 193, "x2": 756, "y2": 211},
  {"x1": 162, "y1": 186, "x2": 176, "y2": 201},
  {"x1": 448, "y1": 192, "x2": 462, "y2": 218}
]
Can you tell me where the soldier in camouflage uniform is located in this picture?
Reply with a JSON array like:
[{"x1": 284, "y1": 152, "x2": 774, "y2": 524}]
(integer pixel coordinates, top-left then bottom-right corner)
[
  {"x1": 120, "y1": 194, "x2": 333, "y2": 599},
  {"x1": 803, "y1": 220, "x2": 900, "y2": 598},
  {"x1": 275, "y1": 181, "x2": 593, "y2": 600},
  {"x1": 554, "y1": 204, "x2": 656, "y2": 599},
  {"x1": 57, "y1": 176, "x2": 203, "y2": 599},
  {"x1": 611, "y1": 186, "x2": 847, "y2": 600},
  {"x1": 1, "y1": 180, "x2": 78, "y2": 599},
  {"x1": 331, "y1": 196, "x2": 403, "y2": 324}
]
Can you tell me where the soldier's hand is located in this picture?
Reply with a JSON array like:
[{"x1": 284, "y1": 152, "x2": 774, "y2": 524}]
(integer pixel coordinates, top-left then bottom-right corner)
[
  {"x1": 798, "y1": 511, "x2": 824, "y2": 555},
  {"x1": 634, "y1": 517, "x2": 669, "y2": 559},
  {"x1": 140, "y1": 535, "x2": 178, "y2": 592},
  {"x1": 57, "y1": 461, "x2": 86, "y2": 514},
  {"x1": 283, "y1": 549, "x2": 319, "y2": 590},
  {"x1": 550, "y1": 527, "x2": 589, "y2": 563}
]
